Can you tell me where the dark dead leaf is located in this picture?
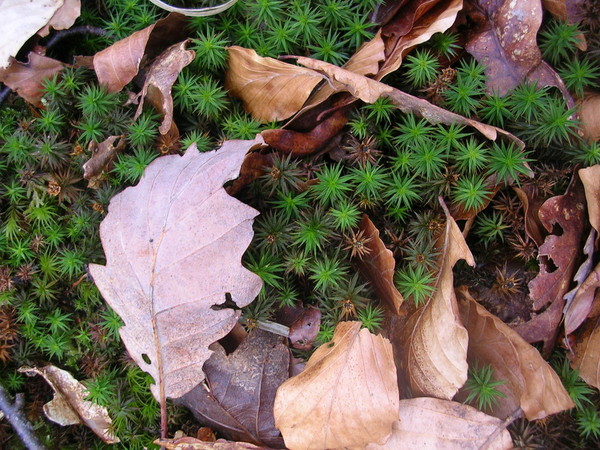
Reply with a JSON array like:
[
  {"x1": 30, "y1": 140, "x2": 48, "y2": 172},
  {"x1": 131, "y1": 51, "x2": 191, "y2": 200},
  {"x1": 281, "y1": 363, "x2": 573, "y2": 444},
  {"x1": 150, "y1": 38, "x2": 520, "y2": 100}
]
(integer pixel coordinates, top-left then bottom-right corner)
[
  {"x1": 514, "y1": 185, "x2": 546, "y2": 247},
  {"x1": 178, "y1": 329, "x2": 289, "y2": 448},
  {"x1": 83, "y1": 135, "x2": 126, "y2": 189},
  {"x1": 276, "y1": 305, "x2": 321, "y2": 350}
]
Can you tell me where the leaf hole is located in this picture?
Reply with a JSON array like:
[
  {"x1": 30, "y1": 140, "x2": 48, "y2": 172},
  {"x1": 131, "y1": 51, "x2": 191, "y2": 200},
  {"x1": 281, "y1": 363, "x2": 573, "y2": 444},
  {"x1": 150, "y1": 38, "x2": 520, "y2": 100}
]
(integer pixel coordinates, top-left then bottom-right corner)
[
  {"x1": 540, "y1": 255, "x2": 558, "y2": 273},
  {"x1": 211, "y1": 292, "x2": 240, "y2": 310},
  {"x1": 142, "y1": 353, "x2": 151, "y2": 365}
]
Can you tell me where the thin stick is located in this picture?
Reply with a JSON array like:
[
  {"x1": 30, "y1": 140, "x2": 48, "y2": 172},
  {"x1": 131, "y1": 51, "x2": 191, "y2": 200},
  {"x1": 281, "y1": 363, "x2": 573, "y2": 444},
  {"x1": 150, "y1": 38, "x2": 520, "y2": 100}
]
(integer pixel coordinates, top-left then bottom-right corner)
[{"x1": 0, "y1": 386, "x2": 45, "y2": 450}]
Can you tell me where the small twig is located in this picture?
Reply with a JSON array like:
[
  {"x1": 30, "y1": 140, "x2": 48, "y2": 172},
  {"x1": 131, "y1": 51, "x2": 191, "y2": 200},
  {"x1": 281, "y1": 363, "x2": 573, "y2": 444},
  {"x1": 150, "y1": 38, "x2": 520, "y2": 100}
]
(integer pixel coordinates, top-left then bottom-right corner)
[
  {"x1": 479, "y1": 407, "x2": 522, "y2": 450},
  {"x1": 0, "y1": 385, "x2": 45, "y2": 450},
  {"x1": 45, "y1": 26, "x2": 107, "y2": 50}
]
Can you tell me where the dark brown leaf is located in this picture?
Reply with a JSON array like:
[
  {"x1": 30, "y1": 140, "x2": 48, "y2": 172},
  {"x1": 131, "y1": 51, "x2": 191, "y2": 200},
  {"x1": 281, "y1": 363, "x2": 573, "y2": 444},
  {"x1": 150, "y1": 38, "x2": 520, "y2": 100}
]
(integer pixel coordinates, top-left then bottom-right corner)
[
  {"x1": 572, "y1": 315, "x2": 600, "y2": 390},
  {"x1": 178, "y1": 329, "x2": 290, "y2": 448},
  {"x1": 83, "y1": 135, "x2": 126, "y2": 189},
  {"x1": 276, "y1": 305, "x2": 321, "y2": 350}
]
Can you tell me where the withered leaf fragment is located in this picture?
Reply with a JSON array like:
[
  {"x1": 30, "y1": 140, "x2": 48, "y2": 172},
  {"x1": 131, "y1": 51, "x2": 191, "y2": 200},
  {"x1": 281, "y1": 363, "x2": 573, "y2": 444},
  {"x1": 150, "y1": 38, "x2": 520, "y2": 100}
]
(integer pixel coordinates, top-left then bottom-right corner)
[
  {"x1": 179, "y1": 329, "x2": 289, "y2": 448},
  {"x1": 572, "y1": 316, "x2": 600, "y2": 390},
  {"x1": 82, "y1": 135, "x2": 126, "y2": 188}
]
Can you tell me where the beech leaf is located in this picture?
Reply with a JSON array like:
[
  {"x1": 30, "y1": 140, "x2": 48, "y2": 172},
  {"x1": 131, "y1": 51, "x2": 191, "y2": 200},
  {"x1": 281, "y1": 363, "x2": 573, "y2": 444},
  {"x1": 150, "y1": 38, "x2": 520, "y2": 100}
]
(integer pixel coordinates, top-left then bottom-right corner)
[
  {"x1": 579, "y1": 93, "x2": 600, "y2": 141},
  {"x1": 273, "y1": 321, "x2": 399, "y2": 450},
  {"x1": 178, "y1": 329, "x2": 289, "y2": 448},
  {"x1": 88, "y1": 138, "x2": 265, "y2": 403},
  {"x1": 572, "y1": 316, "x2": 600, "y2": 390},
  {"x1": 83, "y1": 135, "x2": 126, "y2": 189},
  {"x1": 580, "y1": 165, "x2": 600, "y2": 237},
  {"x1": 393, "y1": 200, "x2": 472, "y2": 399},
  {"x1": 225, "y1": 46, "x2": 324, "y2": 122},
  {"x1": 19, "y1": 365, "x2": 119, "y2": 444},
  {"x1": 456, "y1": 287, "x2": 575, "y2": 420},
  {"x1": 366, "y1": 398, "x2": 513, "y2": 449}
]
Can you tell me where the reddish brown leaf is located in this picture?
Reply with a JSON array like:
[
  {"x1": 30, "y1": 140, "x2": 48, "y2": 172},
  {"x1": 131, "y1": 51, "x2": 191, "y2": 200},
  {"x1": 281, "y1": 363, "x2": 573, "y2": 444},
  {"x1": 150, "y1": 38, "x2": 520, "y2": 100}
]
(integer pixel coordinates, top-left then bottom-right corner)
[
  {"x1": 83, "y1": 135, "x2": 126, "y2": 188},
  {"x1": 572, "y1": 315, "x2": 600, "y2": 389},
  {"x1": 276, "y1": 305, "x2": 321, "y2": 350},
  {"x1": 456, "y1": 287, "x2": 574, "y2": 420},
  {"x1": 93, "y1": 13, "x2": 188, "y2": 93},
  {"x1": 464, "y1": 0, "x2": 573, "y2": 99},
  {"x1": 178, "y1": 329, "x2": 290, "y2": 448},
  {"x1": 0, "y1": 52, "x2": 64, "y2": 106},
  {"x1": 366, "y1": 398, "x2": 513, "y2": 449},
  {"x1": 514, "y1": 185, "x2": 546, "y2": 247},
  {"x1": 356, "y1": 215, "x2": 404, "y2": 314},
  {"x1": 274, "y1": 321, "x2": 399, "y2": 450},
  {"x1": 89, "y1": 138, "x2": 265, "y2": 406},
  {"x1": 226, "y1": 151, "x2": 271, "y2": 196}
]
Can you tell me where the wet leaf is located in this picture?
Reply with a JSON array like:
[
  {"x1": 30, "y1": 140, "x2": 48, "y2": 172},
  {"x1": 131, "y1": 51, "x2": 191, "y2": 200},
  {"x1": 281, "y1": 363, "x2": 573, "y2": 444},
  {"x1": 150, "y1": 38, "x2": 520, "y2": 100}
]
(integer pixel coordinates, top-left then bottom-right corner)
[
  {"x1": 83, "y1": 135, "x2": 126, "y2": 189},
  {"x1": 366, "y1": 397, "x2": 513, "y2": 450},
  {"x1": 572, "y1": 316, "x2": 600, "y2": 390},
  {"x1": 89, "y1": 138, "x2": 265, "y2": 405},
  {"x1": 456, "y1": 287, "x2": 575, "y2": 420},
  {"x1": 356, "y1": 215, "x2": 404, "y2": 315},
  {"x1": 274, "y1": 321, "x2": 399, "y2": 450},
  {"x1": 225, "y1": 46, "x2": 323, "y2": 122},
  {"x1": 19, "y1": 365, "x2": 119, "y2": 444},
  {"x1": 392, "y1": 200, "x2": 472, "y2": 399},
  {"x1": 0, "y1": 52, "x2": 64, "y2": 106},
  {"x1": 178, "y1": 329, "x2": 289, "y2": 448}
]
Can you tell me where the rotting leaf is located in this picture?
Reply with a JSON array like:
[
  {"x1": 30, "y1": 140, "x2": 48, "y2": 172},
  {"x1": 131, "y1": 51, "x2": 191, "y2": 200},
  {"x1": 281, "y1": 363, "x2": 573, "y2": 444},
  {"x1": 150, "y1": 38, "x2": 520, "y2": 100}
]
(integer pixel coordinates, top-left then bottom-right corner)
[
  {"x1": 366, "y1": 397, "x2": 513, "y2": 450},
  {"x1": 274, "y1": 321, "x2": 399, "y2": 450},
  {"x1": 178, "y1": 329, "x2": 289, "y2": 448},
  {"x1": 225, "y1": 46, "x2": 323, "y2": 122},
  {"x1": 356, "y1": 215, "x2": 404, "y2": 315},
  {"x1": 83, "y1": 135, "x2": 126, "y2": 189},
  {"x1": 0, "y1": 52, "x2": 64, "y2": 106},
  {"x1": 19, "y1": 365, "x2": 119, "y2": 444},
  {"x1": 572, "y1": 316, "x2": 600, "y2": 390},
  {"x1": 392, "y1": 200, "x2": 472, "y2": 400},
  {"x1": 456, "y1": 287, "x2": 575, "y2": 420},
  {"x1": 88, "y1": 138, "x2": 264, "y2": 419},
  {"x1": 133, "y1": 40, "x2": 194, "y2": 135}
]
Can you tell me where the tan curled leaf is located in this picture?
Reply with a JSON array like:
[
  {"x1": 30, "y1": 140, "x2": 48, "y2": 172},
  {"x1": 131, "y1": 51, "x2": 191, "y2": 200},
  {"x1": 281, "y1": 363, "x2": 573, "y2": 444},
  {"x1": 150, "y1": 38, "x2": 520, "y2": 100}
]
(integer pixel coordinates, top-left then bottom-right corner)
[
  {"x1": 274, "y1": 321, "x2": 399, "y2": 450},
  {"x1": 579, "y1": 93, "x2": 600, "y2": 141},
  {"x1": 37, "y1": 0, "x2": 80, "y2": 37},
  {"x1": 83, "y1": 135, "x2": 126, "y2": 189},
  {"x1": 0, "y1": 0, "x2": 64, "y2": 68},
  {"x1": 18, "y1": 365, "x2": 119, "y2": 443},
  {"x1": 393, "y1": 200, "x2": 473, "y2": 399},
  {"x1": 133, "y1": 40, "x2": 194, "y2": 135},
  {"x1": 456, "y1": 287, "x2": 574, "y2": 420},
  {"x1": 88, "y1": 138, "x2": 265, "y2": 404},
  {"x1": 93, "y1": 13, "x2": 188, "y2": 93},
  {"x1": 356, "y1": 214, "x2": 404, "y2": 314},
  {"x1": 156, "y1": 437, "x2": 263, "y2": 449},
  {"x1": 572, "y1": 316, "x2": 600, "y2": 389},
  {"x1": 366, "y1": 397, "x2": 512, "y2": 450},
  {"x1": 0, "y1": 52, "x2": 64, "y2": 106},
  {"x1": 580, "y1": 165, "x2": 600, "y2": 236},
  {"x1": 225, "y1": 46, "x2": 323, "y2": 122}
]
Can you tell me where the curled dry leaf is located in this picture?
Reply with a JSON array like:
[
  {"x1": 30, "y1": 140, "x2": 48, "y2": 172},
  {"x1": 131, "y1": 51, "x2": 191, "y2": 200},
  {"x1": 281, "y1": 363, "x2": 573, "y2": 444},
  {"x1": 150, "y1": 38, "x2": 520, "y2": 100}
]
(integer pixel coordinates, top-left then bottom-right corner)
[
  {"x1": 579, "y1": 93, "x2": 600, "y2": 141},
  {"x1": 83, "y1": 135, "x2": 126, "y2": 188},
  {"x1": 392, "y1": 200, "x2": 472, "y2": 400},
  {"x1": 133, "y1": 40, "x2": 194, "y2": 135},
  {"x1": 274, "y1": 321, "x2": 399, "y2": 450},
  {"x1": 366, "y1": 397, "x2": 513, "y2": 450},
  {"x1": 580, "y1": 165, "x2": 600, "y2": 236},
  {"x1": 37, "y1": 0, "x2": 80, "y2": 37},
  {"x1": 355, "y1": 215, "x2": 404, "y2": 314},
  {"x1": 89, "y1": 138, "x2": 265, "y2": 406},
  {"x1": 572, "y1": 316, "x2": 600, "y2": 390},
  {"x1": 456, "y1": 287, "x2": 574, "y2": 421},
  {"x1": 276, "y1": 305, "x2": 321, "y2": 350},
  {"x1": 513, "y1": 185, "x2": 546, "y2": 247},
  {"x1": 0, "y1": 52, "x2": 64, "y2": 106},
  {"x1": 225, "y1": 46, "x2": 323, "y2": 122},
  {"x1": 178, "y1": 329, "x2": 289, "y2": 448},
  {"x1": 18, "y1": 365, "x2": 119, "y2": 443},
  {"x1": 93, "y1": 12, "x2": 188, "y2": 93},
  {"x1": 155, "y1": 437, "x2": 263, "y2": 449}
]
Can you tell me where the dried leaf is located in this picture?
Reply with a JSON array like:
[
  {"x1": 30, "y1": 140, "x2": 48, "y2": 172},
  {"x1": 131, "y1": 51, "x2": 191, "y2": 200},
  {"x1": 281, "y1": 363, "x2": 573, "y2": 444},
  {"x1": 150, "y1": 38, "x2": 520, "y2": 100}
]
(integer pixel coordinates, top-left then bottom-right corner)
[
  {"x1": 178, "y1": 329, "x2": 289, "y2": 448},
  {"x1": 356, "y1": 215, "x2": 404, "y2": 314},
  {"x1": 579, "y1": 93, "x2": 600, "y2": 141},
  {"x1": 0, "y1": 52, "x2": 64, "y2": 106},
  {"x1": 456, "y1": 287, "x2": 575, "y2": 420},
  {"x1": 83, "y1": 135, "x2": 126, "y2": 189},
  {"x1": 580, "y1": 165, "x2": 600, "y2": 236},
  {"x1": 572, "y1": 316, "x2": 600, "y2": 389},
  {"x1": 93, "y1": 13, "x2": 188, "y2": 93},
  {"x1": 274, "y1": 321, "x2": 399, "y2": 450},
  {"x1": 276, "y1": 305, "x2": 321, "y2": 350},
  {"x1": 225, "y1": 46, "x2": 323, "y2": 122},
  {"x1": 464, "y1": 0, "x2": 572, "y2": 99},
  {"x1": 19, "y1": 365, "x2": 119, "y2": 443},
  {"x1": 513, "y1": 185, "x2": 546, "y2": 247},
  {"x1": 156, "y1": 437, "x2": 263, "y2": 449},
  {"x1": 88, "y1": 138, "x2": 265, "y2": 404},
  {"x1": 366, "y1": 397, "x2": 513, "y2": 450},
  {"x1": 0, "y1": 0, "x2": 64, "y2": 68},
  {"x1": 393, "y1": 201, "x2": 472, "y2": 400},
  {"x1": 37, "y1": 0, "x2": 80, "y2": 37}
]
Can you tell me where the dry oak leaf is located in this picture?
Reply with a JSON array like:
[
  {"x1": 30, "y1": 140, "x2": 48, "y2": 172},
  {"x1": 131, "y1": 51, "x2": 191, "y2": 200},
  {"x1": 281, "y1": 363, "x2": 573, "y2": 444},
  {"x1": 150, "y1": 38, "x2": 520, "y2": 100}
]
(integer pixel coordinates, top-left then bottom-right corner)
[
  {"x1": 274, "y1": 321, "x2": 399, "y2": 450},
  {"x1": 178, "y1": 329, "x2": 290, "y2": 448},
  {"x1": 572, "y1": 316, "x2": 600, "y2": 390},
  {"x1": 392, "y1": 200, "x2": 472, "y2": 400},
  {"x1": 366, "y1": 397, "x2": 512, "y2": 450},
  {"x1": 93, "y1": 12, "x2": 188, "y2": 93},
  {"x1": 225, "y1": 46, "x2": 324, "y2": 122},
  {"x1": 18, "y1": 365, "x2": 119, "y2": 444},
  {"x1": 0, "y1": 52, "x2": 64, "y2": 107},
  {"x1": 133, "y1": 40, "x2": 194, "y2": 135},
  {"x1": 464, "y1": 0, "x2": 572, "y2": 99},
  {"x1": 356, "y1": 214, "x2": 404, "y2": 314},
  {"x1": 456, "y1": 287, "x2": 574, "y2": 421},
  {"x1": 88, "y1": 137, "x2": 265, "y2": 404}
]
